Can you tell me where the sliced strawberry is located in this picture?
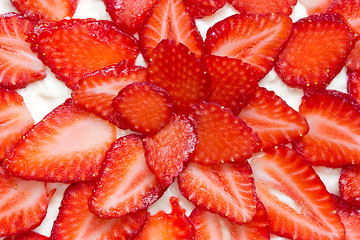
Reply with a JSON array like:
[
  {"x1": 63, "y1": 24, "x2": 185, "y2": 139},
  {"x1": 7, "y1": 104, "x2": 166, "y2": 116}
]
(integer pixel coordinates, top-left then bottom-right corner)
[
  {"x1": 205, "y1": 13, "x2": 293, "y2": 75},
  {"x1": 0, "y1": 13, "x2": 46, "y2": 89},
  {"x1": 132, "y1": 197, "x2": 195, "y2": 240},
  {"x1": 143, "y1": 114, "x2": 196, "y2": 187},
  {"x1": 250, "y1": 146, "x2": 345, "y2": 240},
  {"x1": 300, "y1": 0, "x2": 335, "y2": 15},
  {"x1": 50, "y1": 182, "x2": 146, "y2": 239},
  {"x1": 348, "y1": 70, "x2": 360, "y2": 103},
  {"x1": 112, "y1": 81, "x2": 174, "y2": 134},
  {"x1": 339, "y1": 165, "x2": 360, "y2": 208},
  {"x1": 4, "y1": 231, "x2": 48, "y2": 240},
  {"x1": 188, "y1": 101, "x2": 261, "y2": 165},
  {"x1": 139, "y1": 0, "x2": 204, "y2": 61},
  {"x1": 147, "y1": 40, "x2": 209, "y2": 113},
  {"x1": 294, "y1": 90, "x2": 360, "y2": 167},
  {"x1": 4, "y1": 99, "x2": 117, "y2": 183},
  {"x1": 345, "y1": 41, "x2": 360, "y2": 71},
  {"x1": 275, "y1": 13, "x2": 355, "y2": 91},
  {"x1": 182, "y1": 0, "x2": 227, "y2": 18},
  {"x1": 238, "y1": 87, "x2": 309, "y2": 151},
  {"x1": 72, "y1": 61, "x2": 147, "y2": 129},
  {"x1": 228, "y1": 0, "x2": 297, "y2": 15},
  {"x1": 29, "y1": 18, "x2": 139, "y2": 89}
]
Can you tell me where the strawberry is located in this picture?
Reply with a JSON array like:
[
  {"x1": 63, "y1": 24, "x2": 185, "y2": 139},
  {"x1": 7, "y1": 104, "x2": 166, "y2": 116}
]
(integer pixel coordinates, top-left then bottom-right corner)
[
  {"x1": 147, "y1": 40, "x2": 209, "y2": 113},
  {"x1": 345, "y1": 41, "x2": 360, "y2": 71},
  {"x1": 275, "y1": 13, "x2": 355, "y2": 91},
  {"x1": 294, "y1": 90, "x2": 360, "y2": 167},
  {"x1": 205, "y1": 13, "x2": 293, "y2": 75},
  {"x1": 143, "y1": 114, "x2": 196, "y2": 187},
  {"x1": 182, "y1": 0, "x2": 227, "y2": 18},
  {"x1": 139, "y1": 0, "x2": 204, "y2": 61},
  {"x1": 300, "y1": 0, "x2": 335, "y2": 15},
  {"x1": 188, "y1": 101, "x2": 261, "y2": 165},
  {"x1": 339, "y1": 165, "x2": 360, "y2": 208},
  {"x1": 50, "y1": 182, "x2": 146, "y2": 239},
  {"x1": 0, "y1": 13, "x2": 46, "y2": 89},
  {"x1": 4, "y1": 231, "x2": 48, "y2": 240},
  {"x1": 112, "y1": 81, "x2": 174, "y2": 134},
  {"x1": 250, "y1": 146, "x2": 345, "y2": 240},
  {"x1": 347, "y1": 70, "x2": 360, "y2": 103},
  {"x1": 228, "y1": 0, "x2": 297, "y2": 15},
  {"x1": 4, "y1": 99, "x2": 117, "y2": 183},
  {"x1": 238, "y1": 87, "x2": 309, "y2": 151},
  {"x1": 29, "y1": 18, "x2": 139, "y2": 89}
]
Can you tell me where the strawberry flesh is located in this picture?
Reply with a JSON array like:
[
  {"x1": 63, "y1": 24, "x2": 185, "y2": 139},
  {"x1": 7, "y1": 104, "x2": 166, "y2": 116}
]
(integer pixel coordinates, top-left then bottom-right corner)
[
  {"x1": 183, "y1": 0, "x2": 226, "y2": 18},
  {"x1": 347, "y1": 70, "x2": 360, "y2": 104},
  {"x1": 4, "y1": 231, "x2": 48, "y2": 240},
  {"x1": 300, "y1": 0, "x2": 336, "y2": 15},
  {"x1": 228, "y1": 0, "x2": 297, "y2": 15},
  {"x1": 339, "y1": 165, "x2": 360, "y2": 208}
]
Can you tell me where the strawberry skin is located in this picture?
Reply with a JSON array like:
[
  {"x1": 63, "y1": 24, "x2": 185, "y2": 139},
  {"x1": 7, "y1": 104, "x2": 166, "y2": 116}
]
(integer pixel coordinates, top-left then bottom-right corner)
[
  {"x1": 4, "y1": 231, "x2": 48, "y2": 240},
  {"x1": 183, "y1": 0, "x2": 227, "y2": 18},
  {"x1": 348, "y1": 70, "x2": 360, "y2": 103},
  {"x1": 228, "y1": 0, "x2": 297, "y2": 15},
  {"x1": 339, "y1": 165, "x2": 360, "y2": 208}
]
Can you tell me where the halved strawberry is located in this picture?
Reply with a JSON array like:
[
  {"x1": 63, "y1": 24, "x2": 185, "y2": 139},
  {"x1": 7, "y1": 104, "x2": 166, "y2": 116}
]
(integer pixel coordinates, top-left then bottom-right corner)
[
  {"x1": 4, "y1": 99, "x2": 117, "y2": 183},
  {"x1": 178, "y1": 161, "x2": 257, "y2": 224},
  {"x1": 238, "y1": 87, "x2": 309, "y2": 151},
  {"x1": 182, "y1": 0, "x2": 227, "y2": 18},
  {"x1": 4, "y1": 231, "x2": 48, "y2": 240},
  {"x1": 250, "y1": 146, "x2": 345, "y2": 240},
  {"x1": 143, "y1": 114, "x2": 196, "y2": 187},
  {"x1": 50, "y1": 182, "x2": 146, "y2": 239},
  {"x1": 228, "y1": 0, "x2": 297, "y2": 15},
  {"x1": 347, "y1": 70, "x2": 360, "y2": 103},
  {"x1": 29, "y1": 18, "x2": 139, "y2": 89},
  {"x1": 188, "y1": 101, "x2": 261, "y2": 165},
  {"x1": 339, "y1": 165, "x2": 360, "y2": 208},
  {"x1": 275, "y1": 13, "x2": 355, "y2": 91},
  {"x1": 0, "y1": 13, "x2": 46, "y2": 89},
  {"x1": 139, "y1": 0, "x2": 204, "y2": 61},
  {"x1": 294, "y1": 90, "x2": 360, "y2": 167},
  {"x1": 300, "y1": 0, "x2": 335, "y2": 15},
  {"x1": 205, "y1": 13, "x2": 293, "y2": 75}
]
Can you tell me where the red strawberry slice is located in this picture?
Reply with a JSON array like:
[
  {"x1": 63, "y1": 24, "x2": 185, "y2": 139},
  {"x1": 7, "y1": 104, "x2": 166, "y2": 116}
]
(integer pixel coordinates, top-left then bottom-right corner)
[
  {"x1": 347, "y1": 70, "x2": 360, "y2": 103},
  {"x1": 29, "y1": 18, "x2": 139, "y2": 89},
  {"x1": 300, "y1": 0, "x2": 335, "y2": 15},
  {"x1": 0, "y1": 13, "x2": 46, "y2": 89},
  {"x1": 294, "y1": 90, "x2": 360, "y2": 167},
  {"x1": 132, "y1": 197, "x2": 195, "y2": 240},
  {"x1": 4, "y1": 231, "x2": 48, "y2": 240},
  {"x1": 147, "y1": 40, "x2": 209, "y2": 113},
  {"x1": 11, "y1": 0, "x2": 79, "y2": 21},
  {"x1": 0, "y1": 89, "x2": 34, "y2": 160},
  {"x1": 182, "y1": 0, "x2": 227, "y2": 19},
  {"x1": 4, "y1": 99, "x2": 117, "y2": 183},
  {"x1": 112, "y1": 81, "x2": 174, "y2": 134},
  {"x1": 205, "y1": 13, "x2": 293, "y2": 75},
  {"x1": 228, "y1": 0, "x2": 297, "y2": 15},
  {"x1": 238, "y1": 87, "x2": 309, "y2": 151},
  {"x1": 50, "y1": 182, "x2": 146, "y2": 239},
  {"x1": 275, "y1": 13, "x2": 355, "y2": 91},
  {"x1": 250, "y1": 146, "x2": 345, "y2": 240},
  {"x1": 143, "y1": 114, "x2": 196, "y2": 187},
  {"x1": 72, "y1": 61, "x2": 147, "y2": 129},
  {"x1": 339, "y1": 165, "x2": 360, "y2": 208},
  {"x1": 345, "y1": 41, "x2": 360, "y2": 71},
  {"x1": 178, "y1": 161, "x2": 257, "y2": 224},
  {"x1": 0, "y1": 166, "x2": 54, "y2": 237},
  {"x1": 188, "y1": 101, "x2": 261, "y2": 165},
  {"x1": 139, "y1": 0, "x2": 204, "y2": 61}
]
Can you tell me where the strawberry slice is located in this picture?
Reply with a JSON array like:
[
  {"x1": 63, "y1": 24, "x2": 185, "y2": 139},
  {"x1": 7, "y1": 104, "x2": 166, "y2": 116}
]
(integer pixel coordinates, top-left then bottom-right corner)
[
  {"x1": 238, "y1": 87, "x2": 309, "y2": 151},
  {"x1": 0, "y1": 13, "x2": 46, "y2": 89},
  {"x1": 182, "y1": 0, "x2": 227, "y2": 18},
  {"x1": 0, "y1": 89, "x2": 34, "y2": 160},
  {"x1": 250, "y1": 146, "x2": 345, "y2": 240},
  {"x1": 143, "y1": 114, "x2": 196, "y2": 187},
  {"x1": 294, "y1": 90, "x2": 360, "y2": 167},
  {"x1": 228, "y1": 0, "x2": 297, "y2": 15},
  {"x1": 147, "y1": 40, "x2": 209, "y2": 113},
  {"x1": 11, "y1": 0, "x2": 79, "y2": 21},
  {"x1": 4, "y1": 231, "x2": 48, "y2": 240},
  {"x1": 132, "y1": 197, "x2": 195, "y2": 240},
  {"x1": 4, "y1": 99, "x2": 117, "y2": 183},
  {"x1": 205, "y1": 13, "x2": 293, "y2": 75},
  {"x1": 345, "y1": 41, "x2": 360, "y2": 71},
  {"x1": 29, "y1": 18, "x2": 139, "y2": 89},
  {"x1": 50, "y1": 182, "x2": 146, "y2": 239},
  {"x1": 300, "y1": 0, "x2": 334, "y2": 15},
  {"x1": 188, "y1": 101, "x2": 261, "y2": 165},
  {"x1": 347, "y1": 70, "x2": 360, "y2": 103},
  {"x1": 339, "y1": 165, "x2": 360, "y2": 208},
  {"x1": 72, "y1": 61, "x2": 147, "y2": 129},
  {"x1": 139, "y1": 0, "x2": 204, "y2": 61},
  {"x1": 275, "y1": 13, "x2": 355, "y2": 91}
]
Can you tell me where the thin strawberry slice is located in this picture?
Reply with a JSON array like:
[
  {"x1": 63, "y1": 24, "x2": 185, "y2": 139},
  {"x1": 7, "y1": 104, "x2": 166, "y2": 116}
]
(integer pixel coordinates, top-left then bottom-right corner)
[
  {"x1": 250, "y1": 146, "x2": 345, "y2": 240},
  {"x1": 178, "y1": 161, "x2": 257, "y2": 224},
  {"x1": 4, "y1": 231, "x2": 48, "y2": 240},
  {"x1": 72, "y1": 61, "x2": 147, "y2": 129},
  {"x1": 182, "y1": 0, "x2": 227, "y2": 18},
  {"x1": 0, "y1": 13, "x2": 46, "y2": 89},
  {"x1": 132, "y1": 197, "x2": 195, "y2": 240},
  {"x1": 147, "y1": 40, "x2": 209, "y2": 113},
  {"x1": 29, "y1": 18, "x2": 139, "y2": 89},
  {"x1": 205, "y1": 13, "x2": 293, "y2": 75},
  {"x1": 188, "y1": 101, "x2": 261, "y2": 165},
  {"x1": 4, "y1": 99, "x2": 117, "y2": 183},
  {"x1": 345, "y1": 41, "x2": 360, "y2": 71},
  {"x1": 50, "y1": 182, "x2": 146, "y2": 239},
  {"x1": 300, "y1": 0, "x2": 334, "y2": 15},
  {"x1": 238, "y1": 87, "x2": 309, "y2": 151},
  {"x1": 139, "y1": 0, "x2": 204, "y2": 61},
  {"x1": 294, "y1": 90, "x2": 360, "y2": 167},
  {"x1": 0, "y1": 166, "x2": 53, "y2": 237},
  {"x1": 11, "y1": 0, "x2": 79, "y2": 21},
  {"x1": 275, "y1": 13, "x2": 355, "y2": 91},
  {"x1": 339, "y1": 165, "x2": 360, "y2": 208},
  {"x1": 228, "y1": 0, "x2": 297, "y2": 15},
  {"x1": 143, "y1": 114, "x2": 196, "y2": 187},
  {"x1": 347, "y1": 70, "x2": 360, "y2": 103},
  {"x1": 112, "y1": 81, "x2": 174, "y2": 134},
  {"x1": 0, "y1": 89, "x2": 34, "y2": 160}
]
